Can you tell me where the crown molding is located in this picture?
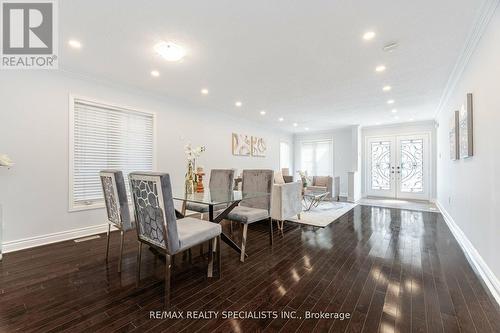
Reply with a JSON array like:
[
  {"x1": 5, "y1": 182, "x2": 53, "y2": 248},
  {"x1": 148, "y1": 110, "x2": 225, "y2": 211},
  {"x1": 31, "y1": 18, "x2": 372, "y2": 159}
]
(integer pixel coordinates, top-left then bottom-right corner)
[{"x1": 434, "y1": 0, "x2": 499, "y2": 118}]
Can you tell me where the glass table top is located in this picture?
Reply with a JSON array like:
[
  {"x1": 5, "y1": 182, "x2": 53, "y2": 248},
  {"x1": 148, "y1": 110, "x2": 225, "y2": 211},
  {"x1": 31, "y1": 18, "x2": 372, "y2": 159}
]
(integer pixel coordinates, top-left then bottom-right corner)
[{"x1": 172, "y1": 188, "x2": 269, "y2": 205}]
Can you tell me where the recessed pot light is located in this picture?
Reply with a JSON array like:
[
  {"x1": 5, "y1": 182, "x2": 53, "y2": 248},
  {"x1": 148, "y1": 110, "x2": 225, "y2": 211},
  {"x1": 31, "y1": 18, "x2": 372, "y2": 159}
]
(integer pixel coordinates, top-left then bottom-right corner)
[
  {"x1": 201, "y1": 88, "x2": 209, "y2": 95},
  {"x1": 363, "y1": 31, "x2": 376, "y2": 41},
  {"x1": 391, "y1": 109, "x2": 397, "y2": 113},
  {"x1": 293, "y1": 123, "x2": 298, "y2": 127},
  {"x1": 375, "y1": 65, "x2": 386, "y2": 72},
  {"x1": 409, "y1": 118, "x2": 415, "y2": 121},
  {"x1": 383, "y1": 86, "x2": 392, "y2": 92},
  {"x1": 260, "y1": 110, "x2": 266, "y2": 115},
  {"x1": 150, "y1": 70, "x2": 160, "y2": 77},
  {"x1": 278, "y1": 117, "x2": 284, "y2": 122},
  {"x1": 305, "y1": 127, "x2": 310, "y2": 131},
  {"x1": 387, "y1": 99, "x2": 395, "y2": 104},
  {"x1": 235, "y1": 101, "x2": 242, "y2": 107},
  {"x1": 68, "y1": 39, "x2": 82, "y2": 49},
  {"x1": 154, "y1": 41, "x2": 186, "y2": 62}
]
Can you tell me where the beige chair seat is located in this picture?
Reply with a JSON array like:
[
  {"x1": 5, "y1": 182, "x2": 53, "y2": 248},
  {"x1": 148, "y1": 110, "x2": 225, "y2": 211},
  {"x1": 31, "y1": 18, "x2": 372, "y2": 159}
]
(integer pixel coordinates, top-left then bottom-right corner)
[{"x1": 176, "y1": 217, "x2": 222, "y2": 253}]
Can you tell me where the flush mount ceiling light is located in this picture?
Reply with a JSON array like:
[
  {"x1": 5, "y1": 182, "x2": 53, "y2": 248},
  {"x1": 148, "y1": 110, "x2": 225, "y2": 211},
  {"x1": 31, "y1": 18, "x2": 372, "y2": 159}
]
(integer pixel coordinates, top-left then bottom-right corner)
[
  {"x1": 68, "y1": 39, "x2": 82, "y2": 49},
  {"x1": 150, "y1": 70, "x2": 160, "y2": 77},
  {"x1": 375, "y1": 65, "x2": 386, "y2": 72},
  {"x1": 201, "y1": 88, "x2": 209, "y2": 95},
  {"x1": 154, "y1": 41, "x2": 186, "y2": 62},
  {"x1": 383, "y1": 85, "x2": 392, "y2": 92},
  {"x1": 235, "y1": 101, "x2": 242, "y2": 107},
  {"x1": 387, "y1": 99, "x2": 395, "y2": 104},
  {"x1": 260, "y1": 110, "x2": 266, "y2": 115},
  {"x1": 278, "y1": 117, "x2": 284, "y2": 122},
  {"x1": 363, "y1": 31, "x2": 376, "y2": 41}
]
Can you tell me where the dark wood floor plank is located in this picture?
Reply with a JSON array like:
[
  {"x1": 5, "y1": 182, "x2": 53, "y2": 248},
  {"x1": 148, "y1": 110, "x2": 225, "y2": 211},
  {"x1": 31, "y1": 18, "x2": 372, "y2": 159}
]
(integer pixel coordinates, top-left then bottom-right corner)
[{"x1": 0, "y1": 206, "x2": 499, "y2": 333}]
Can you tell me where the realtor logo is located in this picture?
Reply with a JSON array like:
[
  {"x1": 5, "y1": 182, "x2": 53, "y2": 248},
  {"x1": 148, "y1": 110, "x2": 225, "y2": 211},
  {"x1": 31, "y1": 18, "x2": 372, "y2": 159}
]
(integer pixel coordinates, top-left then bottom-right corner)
[{"x1": 1, "y1": 0, "x2": 58, "y2": 69}]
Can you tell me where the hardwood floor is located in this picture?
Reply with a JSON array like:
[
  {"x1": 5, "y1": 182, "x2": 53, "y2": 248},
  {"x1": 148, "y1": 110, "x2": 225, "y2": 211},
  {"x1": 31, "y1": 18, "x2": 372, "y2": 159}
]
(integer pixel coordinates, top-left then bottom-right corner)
[{"x1": 1, "y1": 205, "x2": 499, "y2": 332}]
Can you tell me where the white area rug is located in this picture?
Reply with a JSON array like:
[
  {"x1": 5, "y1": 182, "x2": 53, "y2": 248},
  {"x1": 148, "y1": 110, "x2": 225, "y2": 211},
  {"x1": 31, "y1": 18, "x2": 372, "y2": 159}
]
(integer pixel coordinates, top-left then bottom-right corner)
[{"x1": 287, "y1": 201, "x2": 357, "y2": 227}]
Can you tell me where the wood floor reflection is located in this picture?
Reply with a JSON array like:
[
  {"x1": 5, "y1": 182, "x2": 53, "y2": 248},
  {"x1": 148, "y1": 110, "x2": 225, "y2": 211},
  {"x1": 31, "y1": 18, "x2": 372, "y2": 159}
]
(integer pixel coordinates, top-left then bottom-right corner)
[{"x1": 1, "y1": 205, "x2": 499, "y2": 332}]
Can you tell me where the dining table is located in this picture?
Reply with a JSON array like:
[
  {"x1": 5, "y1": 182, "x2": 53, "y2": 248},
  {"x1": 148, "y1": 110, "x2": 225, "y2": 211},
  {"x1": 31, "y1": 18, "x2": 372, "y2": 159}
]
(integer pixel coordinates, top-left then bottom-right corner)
[{"x1": 172, "y1": 188, "x2": 269, "y2": 257}]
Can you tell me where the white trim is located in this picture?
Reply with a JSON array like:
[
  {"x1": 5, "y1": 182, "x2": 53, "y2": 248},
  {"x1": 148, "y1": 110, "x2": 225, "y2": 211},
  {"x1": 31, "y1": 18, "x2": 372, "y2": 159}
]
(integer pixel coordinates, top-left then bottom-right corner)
[
  {"x1": 2, "y1": 223, "x2": 116, "y2": 254},
  {"x1": 68, "y1": 93, "x2": 157, "y2": 212},
  {"x1": 434, "y1": 0, "x2": 499, "y2": 118},
  {"x1": 436, "y1": 200, "x2": 500, "y2": 306}
]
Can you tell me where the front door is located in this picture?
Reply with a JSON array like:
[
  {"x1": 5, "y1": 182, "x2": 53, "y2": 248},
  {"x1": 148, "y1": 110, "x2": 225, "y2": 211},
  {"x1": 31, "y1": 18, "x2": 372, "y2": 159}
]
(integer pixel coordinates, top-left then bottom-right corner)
[{"x1": 366, "y1": 133, "x2": 430, "y2": 200}]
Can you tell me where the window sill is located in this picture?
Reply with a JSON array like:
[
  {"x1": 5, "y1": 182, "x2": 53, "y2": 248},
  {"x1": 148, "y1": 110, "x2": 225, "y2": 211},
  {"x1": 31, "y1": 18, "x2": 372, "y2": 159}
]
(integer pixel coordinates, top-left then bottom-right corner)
[{"x1": 69, "y1": 202, "x2": 105, "y2": 212}]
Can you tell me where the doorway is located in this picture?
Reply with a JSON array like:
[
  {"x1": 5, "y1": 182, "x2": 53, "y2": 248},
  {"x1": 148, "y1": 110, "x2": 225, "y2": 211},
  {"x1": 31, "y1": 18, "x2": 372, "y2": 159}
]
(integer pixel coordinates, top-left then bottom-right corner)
[{"x1": 366, "y1": 133, "x2": 430, "y2": 200}]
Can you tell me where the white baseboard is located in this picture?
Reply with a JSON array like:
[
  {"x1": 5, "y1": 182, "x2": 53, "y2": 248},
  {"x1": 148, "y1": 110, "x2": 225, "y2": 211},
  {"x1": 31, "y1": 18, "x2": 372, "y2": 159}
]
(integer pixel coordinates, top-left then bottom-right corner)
[
  {"x1": 2, "y1": 223, "x2": 115, "y2": 254},
  {"x1": 436, "y1": 200, "x2": 500, "y2": 306}
]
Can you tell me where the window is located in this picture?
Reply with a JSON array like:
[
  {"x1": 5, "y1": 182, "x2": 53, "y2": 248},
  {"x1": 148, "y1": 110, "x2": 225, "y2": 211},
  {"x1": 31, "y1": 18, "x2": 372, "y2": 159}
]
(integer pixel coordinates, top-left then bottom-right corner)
[
  {"x1": 300, "y1": 140, "x2": 333, "y2": 176},
  {"x1": 280, "y1": 141, "x2": 291, "y2": 170},
  {"x1": 70, "y1": 97, "x2": 154, "y2": 210}
]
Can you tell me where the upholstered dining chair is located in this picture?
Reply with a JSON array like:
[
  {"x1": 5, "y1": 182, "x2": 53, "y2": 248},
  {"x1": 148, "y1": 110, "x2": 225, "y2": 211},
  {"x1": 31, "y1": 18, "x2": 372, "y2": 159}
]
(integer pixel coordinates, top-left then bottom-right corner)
[
  {"x1": 185, "y1": 169, "x2": 235, "y2": 218},
  {"x1": 226, "y1": 169, "x2": 274, "y2": 262},
  {"x1": 129, "y1": 172, "x2": 222, "y2": 308},
  {"x1": 100, "y1": 170, "x2": 133, "y2": 273}
]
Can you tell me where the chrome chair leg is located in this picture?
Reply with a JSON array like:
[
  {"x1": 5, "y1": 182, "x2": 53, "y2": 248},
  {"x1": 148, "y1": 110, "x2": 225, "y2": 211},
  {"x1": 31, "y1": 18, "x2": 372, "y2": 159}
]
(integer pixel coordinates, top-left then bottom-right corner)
[
  {"x1": 118, "y1": 230, "x2": 124, "y2": 273},
  {"x1": 216, "y1": 235, "x2": 221, "y2": 278},
  {"x1": 164, "y1": 254, "x2": 172, "y2": 309},
  {"x1": 105, "y1": 224, "x2": 111, "y2": 262},
  {"x1": 136, "y1": 242, "x2": 142, "y2": 284},
  {"x1": 269, "y1": 217, "x2": 274, "y2": 245},
  {"x1": 240, "y1": 224, "x2": 248, "y2": 263},
  {"x1": 207, "y1": 239, "x2": 214, "y2": 277}
]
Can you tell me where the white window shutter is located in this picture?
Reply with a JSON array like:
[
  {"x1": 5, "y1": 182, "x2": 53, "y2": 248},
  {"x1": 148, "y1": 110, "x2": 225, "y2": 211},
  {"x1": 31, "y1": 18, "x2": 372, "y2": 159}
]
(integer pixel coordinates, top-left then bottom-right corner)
[{"x1": 72, "y1": 98, "x2": 154, "y2": 207}]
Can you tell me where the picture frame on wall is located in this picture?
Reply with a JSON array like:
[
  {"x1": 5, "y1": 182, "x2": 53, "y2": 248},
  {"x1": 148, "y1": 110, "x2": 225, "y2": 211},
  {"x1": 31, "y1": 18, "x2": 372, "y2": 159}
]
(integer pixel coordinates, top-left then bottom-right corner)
[
  {"x1": 231, "y1": 133, "x2": 251, "y2": 156},
  {"x1": 449, "y1": 110, "x2": 459, "y2": 160},
  {"x1": 459, "y1": 93, "x2": 474, "y2": 158},
  {"x1": 251, "y1": 136, "x2": 267, "y2": 157}
]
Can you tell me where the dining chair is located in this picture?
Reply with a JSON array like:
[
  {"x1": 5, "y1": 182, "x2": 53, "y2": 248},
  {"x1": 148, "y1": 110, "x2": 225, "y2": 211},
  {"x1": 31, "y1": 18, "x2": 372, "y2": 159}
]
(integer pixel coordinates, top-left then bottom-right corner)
[
  {"x1": 226, "y1": 169, "x2": 274, "y2": 262},
  {"x1": 185, "y1": 169, "x2": 235, "y2": 219},
  {"x1": 129, "y1": 172, "x2": 222, "y2": 308},
  {"x1": 100, "y1": 170, "x2": 133, "y2": 272}
]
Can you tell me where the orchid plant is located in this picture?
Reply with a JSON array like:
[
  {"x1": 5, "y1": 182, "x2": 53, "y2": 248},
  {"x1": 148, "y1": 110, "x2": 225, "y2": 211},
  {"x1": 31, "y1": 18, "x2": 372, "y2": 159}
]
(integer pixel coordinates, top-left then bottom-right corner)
[
  {"x1": 184, "y1": 143, "x2": 206, "y2": 161},
  {"x1": 0, "y1": 154, "x2": 13, "y2": 169}
]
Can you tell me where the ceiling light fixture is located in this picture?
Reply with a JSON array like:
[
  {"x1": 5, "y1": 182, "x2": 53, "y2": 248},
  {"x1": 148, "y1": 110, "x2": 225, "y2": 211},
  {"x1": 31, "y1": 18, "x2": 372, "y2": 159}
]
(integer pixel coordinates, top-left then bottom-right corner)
[
  {"x1": 391, "y1": 109, "x2": 397, "y2": 113},
  {"x1": 363, "y1": 31, "x2": 376, "y2": 41},
  {"x1": 150, "y1": 70, "x2": 160, "y2": 77},
  {"x1": 260, "y1": 110, "x2": 266, "y2": 115},
  {"x1": 305, "y1": 127, "x2": 310, "y2": 131},
  {"x1": 154, "y1": 41, "x2": 186, "y2": 62},
  {"x1": 387, "y1": 99, "x2": 395, "y2": 104},
  {"x1": 201, "y1": 88, "x2": 209, "y2": 95},
  {"x1": 235, "y1": 101, "x2": 242, "y2": 107},
  {"x1": 409, "y1": 118, "x2": 415, "y2": 121},
  {"x1": 383, "y1": 85, "x2": 392, "y2": 92},
  {"x1": 375, "y1": 65, "x2": 386, "y2": 72},
  {"x1": 293, "y1": 123, "x2": 298, "y2": 127},
  {"x1": 278, "y1": 117, "x2": 284, "y2": 122},
  {"x1": 393, "y1": 115, "x2": 400, "y2": 120},
  {"x1": 68, "y1": 39, "x2": 82, "y2": 49}
]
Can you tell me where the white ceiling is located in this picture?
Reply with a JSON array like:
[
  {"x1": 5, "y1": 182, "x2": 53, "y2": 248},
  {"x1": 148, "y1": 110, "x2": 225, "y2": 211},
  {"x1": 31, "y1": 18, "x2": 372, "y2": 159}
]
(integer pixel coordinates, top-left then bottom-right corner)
[{"x1": 59, "y1": 0, "x2": 486, "y2": 132}]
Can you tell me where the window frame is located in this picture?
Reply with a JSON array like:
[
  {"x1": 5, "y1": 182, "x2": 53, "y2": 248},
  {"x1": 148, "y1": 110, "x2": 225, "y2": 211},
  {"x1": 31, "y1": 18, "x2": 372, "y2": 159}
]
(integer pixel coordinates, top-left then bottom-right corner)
[
  {"x1": 299, "y1": 138, "x2": 334, "y2": 177},
  {"x1": 279, "y1": 140, "x2": 291, "y2": 171},
  {"x1": 68, "y1": 94, "x2": 157, "y2": 212}
]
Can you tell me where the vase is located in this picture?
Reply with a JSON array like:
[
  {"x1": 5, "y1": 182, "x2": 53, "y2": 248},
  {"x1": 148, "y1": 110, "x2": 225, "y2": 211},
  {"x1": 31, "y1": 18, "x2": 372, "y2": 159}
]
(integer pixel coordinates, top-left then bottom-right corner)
[{"x1": 185, "y1": 160, "x2": 196, "y2": 194}]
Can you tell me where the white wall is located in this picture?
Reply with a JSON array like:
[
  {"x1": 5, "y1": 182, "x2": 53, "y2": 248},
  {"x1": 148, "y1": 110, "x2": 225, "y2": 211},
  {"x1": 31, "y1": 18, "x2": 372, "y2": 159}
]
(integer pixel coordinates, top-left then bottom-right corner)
[
  {"x1": 294, "y1": 127, "x2": 355, "y2": 196},
  {"x1": 435, "y1": 5, "x2": 500, "y2": 288},
  {"x1": 361, "y1": 121, "x2": 437, "y2": 199},
  {"x1": 0, "y1": 71, "x2": 292, "y2": 248}
]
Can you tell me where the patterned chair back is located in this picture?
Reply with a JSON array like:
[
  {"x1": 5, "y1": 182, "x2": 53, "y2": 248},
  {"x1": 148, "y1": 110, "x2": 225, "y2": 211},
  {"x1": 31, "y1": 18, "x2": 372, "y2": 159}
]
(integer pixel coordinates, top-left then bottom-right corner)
[
  {"x1": 241, "y1": 169, "x2": 274, "y2": 211},
  {"x1": 100, "y1": 170, "x2": 132, "y2": 230},
  {"x1": 129, "y1": 172, "x2": 180, "y2": 254}
]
